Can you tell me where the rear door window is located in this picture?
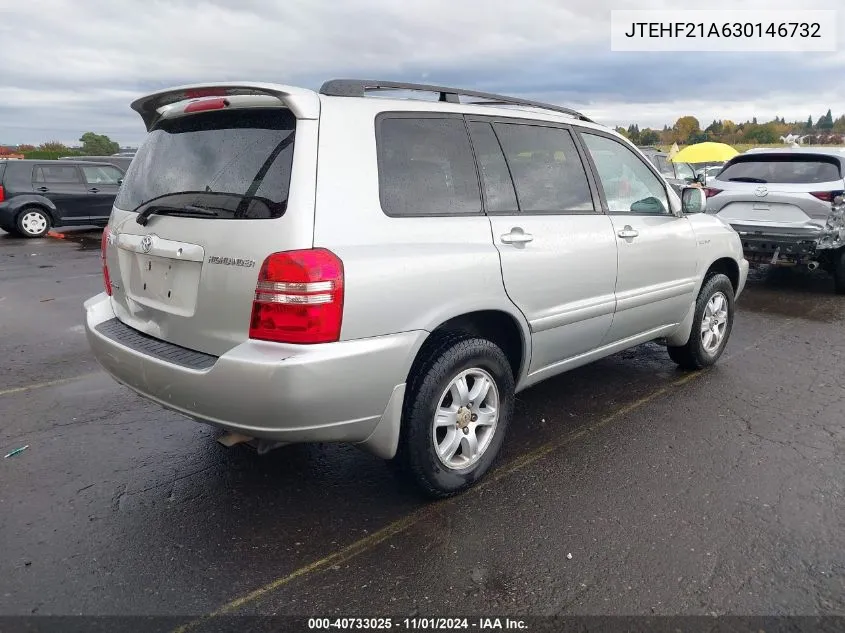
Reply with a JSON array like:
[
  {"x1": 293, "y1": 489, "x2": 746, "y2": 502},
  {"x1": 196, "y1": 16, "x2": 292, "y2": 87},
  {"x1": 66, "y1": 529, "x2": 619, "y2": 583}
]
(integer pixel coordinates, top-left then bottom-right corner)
[
  {"x1": 376, "y1": 116, "x2": 482, "y2": 217},
  {"x1": 492, "y1": 122, "x2": 595, "y2": 213},
  {"x1": 115, "y1": 108, "x2": 295, "y2": 218},
  {"x1": 718, "y1": 156, "x2": 842, "y2": 184},
  {"x1": 33, "y1": 164, "x2": 83, "y2": 184},
  {"x1": 466, "y1": 121, "x2": 518, "y2": 213}
]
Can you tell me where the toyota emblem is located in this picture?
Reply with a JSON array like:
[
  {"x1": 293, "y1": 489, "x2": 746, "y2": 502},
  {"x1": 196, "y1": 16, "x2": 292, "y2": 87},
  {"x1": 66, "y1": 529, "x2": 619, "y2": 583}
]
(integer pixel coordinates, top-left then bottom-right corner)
[
  {"x1": 140, "y1": 235, "x2": 153, "y2": 253},
  {"x1": 754, "y1": 186, "x2": 768, "y2": 197}
]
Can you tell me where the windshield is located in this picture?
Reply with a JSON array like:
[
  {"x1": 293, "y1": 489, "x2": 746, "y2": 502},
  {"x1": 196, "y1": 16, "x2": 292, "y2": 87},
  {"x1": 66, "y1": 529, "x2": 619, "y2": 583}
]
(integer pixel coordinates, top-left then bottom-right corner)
[
  {"x1": 115, "y1": 107, "x2": 295, "y2": 218},
  {"x1": 717, "y1": 156, "x2": 841, "y2": 184}
]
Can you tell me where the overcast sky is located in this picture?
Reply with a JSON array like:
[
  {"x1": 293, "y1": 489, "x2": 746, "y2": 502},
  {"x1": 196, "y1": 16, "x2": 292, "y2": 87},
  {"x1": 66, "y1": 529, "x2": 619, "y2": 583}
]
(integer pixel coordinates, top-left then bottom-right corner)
[{"x1": 1, "y1": 0, "x2": 843, "y2": 145}]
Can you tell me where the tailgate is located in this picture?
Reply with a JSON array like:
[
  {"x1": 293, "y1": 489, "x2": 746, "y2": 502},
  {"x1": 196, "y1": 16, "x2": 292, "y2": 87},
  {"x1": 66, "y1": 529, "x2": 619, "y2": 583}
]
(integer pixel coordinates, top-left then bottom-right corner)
[{"x1": 104, "y1": 98, "x2": 318, "y2": 357}]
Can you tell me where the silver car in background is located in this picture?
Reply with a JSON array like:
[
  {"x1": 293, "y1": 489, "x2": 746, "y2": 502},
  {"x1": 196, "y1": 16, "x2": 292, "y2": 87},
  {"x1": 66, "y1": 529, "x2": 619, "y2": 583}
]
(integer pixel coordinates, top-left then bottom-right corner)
[{"x1": 705, "y1": 148, "x2": 845, "y2": 293}]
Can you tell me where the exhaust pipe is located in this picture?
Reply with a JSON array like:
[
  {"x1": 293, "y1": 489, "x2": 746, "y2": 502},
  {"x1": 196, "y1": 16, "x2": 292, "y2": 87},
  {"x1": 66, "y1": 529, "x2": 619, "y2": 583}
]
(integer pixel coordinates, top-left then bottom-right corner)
[{"x1": 807, "y1": 261, "x2": 820, "y2": 271}]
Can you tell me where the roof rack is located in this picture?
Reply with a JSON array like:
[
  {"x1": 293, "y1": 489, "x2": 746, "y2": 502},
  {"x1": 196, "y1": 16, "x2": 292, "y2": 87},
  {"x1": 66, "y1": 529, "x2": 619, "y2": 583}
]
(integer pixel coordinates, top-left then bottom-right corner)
[{"x1": 319, "y1": 79, "x2": 593, "y2": 122}]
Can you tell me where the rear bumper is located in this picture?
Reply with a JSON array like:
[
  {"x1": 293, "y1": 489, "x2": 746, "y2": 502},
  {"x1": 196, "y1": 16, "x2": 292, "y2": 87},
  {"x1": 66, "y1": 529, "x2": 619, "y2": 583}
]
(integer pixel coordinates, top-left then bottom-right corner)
[
  {"x1": 84, "y1": 293, "x2": 426, "y2": 457},
  {"x1": 733, "y1": 231, "x2": 821, "y2": 262}
]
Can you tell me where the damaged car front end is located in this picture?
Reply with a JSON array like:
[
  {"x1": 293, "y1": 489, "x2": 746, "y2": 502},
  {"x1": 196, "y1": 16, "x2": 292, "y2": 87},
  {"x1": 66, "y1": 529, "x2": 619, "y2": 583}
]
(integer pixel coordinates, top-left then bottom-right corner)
[{"x1": 706, "y1": 149, "x2": 845, "y2": 293}]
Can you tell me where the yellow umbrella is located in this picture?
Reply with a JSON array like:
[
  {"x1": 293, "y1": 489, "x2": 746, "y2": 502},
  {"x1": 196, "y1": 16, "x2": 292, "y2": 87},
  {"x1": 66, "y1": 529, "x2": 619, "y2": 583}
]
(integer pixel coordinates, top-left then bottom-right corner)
[{"x1": 669, "y1": 142, "x2": 738, "y2": 163}]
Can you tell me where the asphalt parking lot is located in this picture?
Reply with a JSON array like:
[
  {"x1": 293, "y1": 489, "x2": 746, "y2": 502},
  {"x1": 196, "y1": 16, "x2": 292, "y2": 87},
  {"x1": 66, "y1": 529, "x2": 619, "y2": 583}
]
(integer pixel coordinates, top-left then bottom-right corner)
[{"x1": 1, "y1": 227, "x2": 843, "y2": 627}]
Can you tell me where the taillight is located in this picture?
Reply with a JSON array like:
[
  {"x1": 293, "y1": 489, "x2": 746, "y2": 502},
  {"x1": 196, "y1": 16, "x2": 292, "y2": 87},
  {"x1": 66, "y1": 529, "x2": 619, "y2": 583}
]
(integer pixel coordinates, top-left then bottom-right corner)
[
  {"x1": 810, "y1": 191, "x2": 843, "y2": 202},
  {"x1": 704, "y1": 187, "x2": 722, "y2": 198},
  {"x1": 249, "y1": 249, "x2": 344, "y2": 344},
  {"x1": 0, "y1": 185, "x2": 5, "y2": 203},
  {"x1": 101, "y1": 227, "x2": 112, "y2": 296}
]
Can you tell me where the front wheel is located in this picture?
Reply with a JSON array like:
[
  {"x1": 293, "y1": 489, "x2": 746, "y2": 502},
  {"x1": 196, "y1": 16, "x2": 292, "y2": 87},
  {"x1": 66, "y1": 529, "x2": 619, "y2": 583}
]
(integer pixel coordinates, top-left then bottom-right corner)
[
  {"x1": 16, "y1": 208, "x2": 52, "y2": 238},
  {"x1": 668, "y1": 273, "x2": 735, "y2": 370},
  {"x1": 394, "y1": 336, "x2": 515, "y2": 498}
]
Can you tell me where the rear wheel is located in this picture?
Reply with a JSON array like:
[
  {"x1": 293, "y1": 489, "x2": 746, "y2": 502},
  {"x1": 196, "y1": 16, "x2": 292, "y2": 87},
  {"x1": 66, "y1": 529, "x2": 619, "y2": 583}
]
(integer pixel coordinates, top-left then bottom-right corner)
[
  {"x1": 668, "y1": 273, "x2": 735, "y2": 370},
  {"x1": 394, "y1": 335, "x2": 515, "y2": 498},
  {"x1": 16, "y1": 207, "x2": 51, "y2": 238}
]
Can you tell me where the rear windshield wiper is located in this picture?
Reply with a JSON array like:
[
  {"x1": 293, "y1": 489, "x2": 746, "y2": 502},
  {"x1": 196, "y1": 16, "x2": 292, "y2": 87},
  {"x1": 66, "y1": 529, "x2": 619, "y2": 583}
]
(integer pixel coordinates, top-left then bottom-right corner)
[
  {"x1": 728, "y1": 177, "x2": 768, "y2": 183},
  {"x1": 136, "y1": 205, "x2": 219, "y2": 226}
]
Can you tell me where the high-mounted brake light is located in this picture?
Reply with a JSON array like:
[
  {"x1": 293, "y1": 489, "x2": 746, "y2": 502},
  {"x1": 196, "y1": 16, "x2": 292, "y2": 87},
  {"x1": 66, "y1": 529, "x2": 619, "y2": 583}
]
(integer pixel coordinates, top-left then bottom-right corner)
[
  {"x1": 184, "y1": 98, "x2": 229, "y2": 113},
  {"x1": 810, "y1": 191, "x2": 843, "y2": 203},
  {"x1": 704, "y1": 187, "x2": 722, "y2": 198},
  {"x1": 101, "y1": 227, "x2": 112, "y2": 296},
  {"x1": 249, "y1": 249, "x2": 344, "y2": 344}
]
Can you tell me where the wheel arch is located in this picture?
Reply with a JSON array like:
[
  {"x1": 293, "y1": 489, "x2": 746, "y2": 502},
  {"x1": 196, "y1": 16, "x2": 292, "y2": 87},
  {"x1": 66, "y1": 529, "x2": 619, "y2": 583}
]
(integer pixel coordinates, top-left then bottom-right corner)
[
  {"x1": 666, "y1": 257, "x2": 740, "y2": 347},
  {"x1": 407, "y1": 308, "x2": 531, "y2": 389}
]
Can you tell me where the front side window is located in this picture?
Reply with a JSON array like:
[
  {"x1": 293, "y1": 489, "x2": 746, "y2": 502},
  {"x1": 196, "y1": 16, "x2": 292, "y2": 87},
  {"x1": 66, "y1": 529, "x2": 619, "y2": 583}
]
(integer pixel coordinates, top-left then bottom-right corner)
[
  {"x1": 492, "y1": 123, "x2": 594, "y2": 213},
  {"x1": 376, "y1": 116, "x2": 481, "y2": 217},
  {"x1": 82, "y1": 165, "x2": 124, "y2": 185},
  {"x1": 673, "y1": 161, "x2": 696, "y2": 180},
  {"x1": 581, "y1": 133, "x2": 670, "y2": 214}
]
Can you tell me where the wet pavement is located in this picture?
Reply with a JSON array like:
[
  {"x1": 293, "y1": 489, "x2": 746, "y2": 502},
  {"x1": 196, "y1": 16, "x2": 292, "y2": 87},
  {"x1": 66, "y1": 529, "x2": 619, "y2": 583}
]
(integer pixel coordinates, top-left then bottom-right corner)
[{"x1": 1, "y1": 228, "x2": 843, "y2": 625}]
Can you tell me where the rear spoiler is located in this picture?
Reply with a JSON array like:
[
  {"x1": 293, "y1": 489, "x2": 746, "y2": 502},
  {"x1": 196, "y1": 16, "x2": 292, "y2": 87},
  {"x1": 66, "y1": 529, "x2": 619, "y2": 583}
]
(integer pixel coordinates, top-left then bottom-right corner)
[{"x1": 130, "y1": 82, "x2": 321, "y2": 131}]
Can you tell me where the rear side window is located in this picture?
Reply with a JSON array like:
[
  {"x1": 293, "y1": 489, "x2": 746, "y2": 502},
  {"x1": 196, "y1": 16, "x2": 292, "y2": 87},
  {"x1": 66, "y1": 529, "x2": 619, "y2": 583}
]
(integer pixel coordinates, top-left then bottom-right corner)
[
  {"x1": 718, "y1": 156, "x2": 842, "y2": 184},
  {"x1": 33, "y1": 165, "x2": 82, "y2": 184},
  {"x1": 492, "y1": 123, "x2": 594, "y2": 213},
  {"x1": 376, "y1": 116, "x2": 481, "y2": 217},
  {"x1": 0, "y1": 162, "x2": 6, "y2": 183},
  {"x1": 115, "y1": 108, "x2": 295, "y2": 218}
]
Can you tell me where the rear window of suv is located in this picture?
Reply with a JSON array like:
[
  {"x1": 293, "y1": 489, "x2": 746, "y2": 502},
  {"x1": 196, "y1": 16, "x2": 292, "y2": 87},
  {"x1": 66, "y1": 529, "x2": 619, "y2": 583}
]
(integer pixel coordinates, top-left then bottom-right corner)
[
  {"x1": 718, "y1": 155, "x2": 842, "y2": 184},
  {"x1": 115, "y1": 108, "x2": 295, "y2": 219}
]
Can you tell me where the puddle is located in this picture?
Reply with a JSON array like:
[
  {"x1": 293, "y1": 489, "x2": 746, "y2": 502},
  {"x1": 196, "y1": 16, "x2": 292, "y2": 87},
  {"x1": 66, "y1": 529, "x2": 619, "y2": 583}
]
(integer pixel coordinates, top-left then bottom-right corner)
[{"x1": 741, "y1": 266, "x2": 845, "y2": 322}]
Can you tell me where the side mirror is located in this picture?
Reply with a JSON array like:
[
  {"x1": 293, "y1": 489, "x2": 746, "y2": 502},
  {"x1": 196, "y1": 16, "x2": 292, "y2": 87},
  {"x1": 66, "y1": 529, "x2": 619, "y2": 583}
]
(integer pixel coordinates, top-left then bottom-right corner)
[
  {"x1": 693, "y1": 172, "x2": 705, "y2": 185},
  {"x1": 117, "y1": 179, "x2": 123, "y2": 186},
  {"x1": 681, "y1": 186, "x2": 707, "y2": 214}
]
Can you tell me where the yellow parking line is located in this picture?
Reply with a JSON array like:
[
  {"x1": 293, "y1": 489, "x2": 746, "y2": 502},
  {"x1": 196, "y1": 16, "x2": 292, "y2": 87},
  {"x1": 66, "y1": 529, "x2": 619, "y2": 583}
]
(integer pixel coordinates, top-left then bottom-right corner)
[
  {"x1": 0, "y1": 372, "x2": 99, "y2": 398},
  {"x1": 172, "y1": 369, "x2": 706, "y2": 633}
]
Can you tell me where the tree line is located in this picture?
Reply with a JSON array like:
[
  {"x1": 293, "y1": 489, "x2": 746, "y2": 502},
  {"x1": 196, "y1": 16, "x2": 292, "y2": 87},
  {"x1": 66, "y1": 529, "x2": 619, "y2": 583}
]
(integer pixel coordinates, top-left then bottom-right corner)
[
  {"x1": 616, "y1": 110, "x2": 845, "y2": 147},
  {"x1": 0, "y1": 132, "x2": 121, "y2": 159}
]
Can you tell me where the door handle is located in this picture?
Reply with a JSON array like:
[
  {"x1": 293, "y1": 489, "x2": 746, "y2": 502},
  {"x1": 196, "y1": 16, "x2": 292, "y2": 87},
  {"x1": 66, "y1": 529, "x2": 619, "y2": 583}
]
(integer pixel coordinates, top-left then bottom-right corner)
[
  {"x1": 89, "y1": 188, "x2": 100, "y2": 193},
  {"x1": 617, "y1": 225, "x2": 639, "y2": 239},
  {"x1": 36, "y1": 186, "x2": 49, "y2": 192},
  {"x1": 500, "y1": 228, "x2": 534, "y2": 245}
]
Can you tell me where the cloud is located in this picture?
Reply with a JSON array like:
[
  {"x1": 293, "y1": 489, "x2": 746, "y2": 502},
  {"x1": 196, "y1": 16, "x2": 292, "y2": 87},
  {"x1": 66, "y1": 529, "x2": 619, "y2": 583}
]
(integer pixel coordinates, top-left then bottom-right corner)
[{"x1": 0, "y1": 0, "x2": 843, "y2": 144}]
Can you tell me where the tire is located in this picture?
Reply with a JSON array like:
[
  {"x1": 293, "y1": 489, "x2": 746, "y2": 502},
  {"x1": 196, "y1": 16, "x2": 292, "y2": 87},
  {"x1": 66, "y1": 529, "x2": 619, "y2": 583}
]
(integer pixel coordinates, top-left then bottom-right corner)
[
  {"x1": 833, "y1": 250, "x2": 845, "y2": 295},
  {"x1": 16, "y1": 207, "x2": 52, "y2": 238},
  {"x1": 667, "y1": 273, "x2": 735, "y2": 370},
  {"x1": 394, "y1": 335, "x2": 515, "y2": 499}
]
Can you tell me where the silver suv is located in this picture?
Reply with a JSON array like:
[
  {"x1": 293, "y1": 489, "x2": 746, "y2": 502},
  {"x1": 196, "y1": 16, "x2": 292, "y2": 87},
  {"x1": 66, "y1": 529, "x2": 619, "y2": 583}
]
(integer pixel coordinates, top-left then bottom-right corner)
[
  {"x1": 706, "y1": 148, "x2": 845, "y2": 293},
  {"x1": 84, "y1": 80, "x2": 748, "y2": 497}
]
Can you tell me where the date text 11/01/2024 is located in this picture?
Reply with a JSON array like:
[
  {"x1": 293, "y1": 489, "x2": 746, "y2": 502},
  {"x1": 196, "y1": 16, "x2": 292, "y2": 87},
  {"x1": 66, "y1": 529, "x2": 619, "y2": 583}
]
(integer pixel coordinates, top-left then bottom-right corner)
[
  {"x1": 623, "y1": 22, "x2": 821, "y2": 38},
  {"x1": 307, "y1": 618, "x2": 528, "y2": 630}
]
